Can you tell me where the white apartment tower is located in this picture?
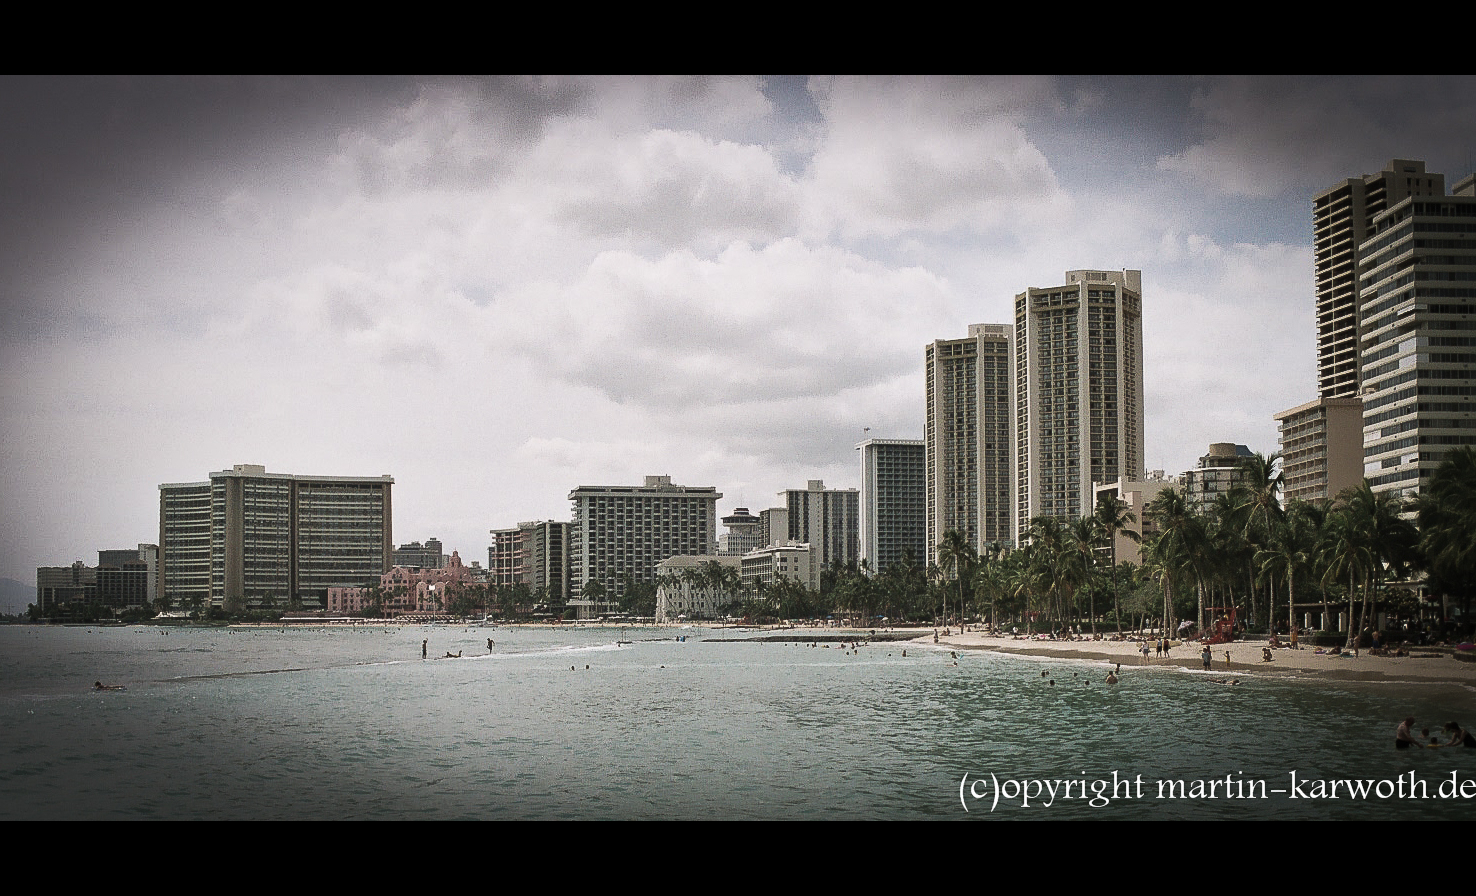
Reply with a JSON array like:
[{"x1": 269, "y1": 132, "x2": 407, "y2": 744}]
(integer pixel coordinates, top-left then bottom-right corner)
[
  {"x1": 1014, "y1": 270, "x2": 1144, "y2": 537},
  {"x1": 924, "y1": 323, "x2": 1014, "y2": 564},
  {"x1": 1357, "y1": 173, "x2": 1476, "y2": 498},
  {"x1": 856, "y1": 438, "x2": 926, "y2": 572}
]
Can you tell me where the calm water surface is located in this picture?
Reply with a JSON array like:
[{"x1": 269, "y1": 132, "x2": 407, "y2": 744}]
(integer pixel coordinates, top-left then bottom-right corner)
[{"x1": 2, "y1": 624, "x2": 1472, "y2": 820}]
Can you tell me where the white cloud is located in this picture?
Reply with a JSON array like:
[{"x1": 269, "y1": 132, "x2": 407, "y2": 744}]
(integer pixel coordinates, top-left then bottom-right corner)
[
  {"x1": 804, "y1": 76, "x2": 1068, "y2": 238},
  {"x1": 497, "y1": 238, "x2": 953, "y2": 409}
]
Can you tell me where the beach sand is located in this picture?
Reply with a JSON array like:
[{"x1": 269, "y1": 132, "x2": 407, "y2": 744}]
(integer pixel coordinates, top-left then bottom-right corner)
[{"x1": 929, "y1": 629, "x2": 1476, "y2": 685}]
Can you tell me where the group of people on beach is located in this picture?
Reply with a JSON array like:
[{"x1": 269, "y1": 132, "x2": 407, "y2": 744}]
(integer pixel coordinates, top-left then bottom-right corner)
[{"x1": 1396, "y1": 717, "x2": 1475, "y2": 749}]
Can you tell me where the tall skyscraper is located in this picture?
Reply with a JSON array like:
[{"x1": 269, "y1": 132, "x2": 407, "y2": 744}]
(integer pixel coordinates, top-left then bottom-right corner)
[
  {"x1": 1357, "y1": 172, "x2": 1476, "y2": 498},
  {"x1": 1315, "y1": 160, "x2": 1446, "y2": 400},
  {"x1": 857, "y1": 438, "x2": 925, "y2": 572},
  {"x1": 780, "y1": 479, "x2": 859, "y2": 571},
  {"x1": 158, "y1": 464, "x2": 392, "y2": 611},
  {"x1": 924, "y1": 324, "x2": 1014, "y2": 564},
  {"x1": 1014, "y1": 270, "x2": 1144, "y2": 537},
  {"x1": 1280, "y1": 160, "x2": 1467, "y2": 503},
  {"x1": 568, "y1": 475, "x2": 719, "y2": 615}
]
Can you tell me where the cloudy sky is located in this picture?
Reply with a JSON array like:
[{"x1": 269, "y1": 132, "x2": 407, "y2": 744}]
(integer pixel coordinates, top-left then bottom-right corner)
[{"x1": 3, "y1": 75, "x2": 1474, "y2": 586}]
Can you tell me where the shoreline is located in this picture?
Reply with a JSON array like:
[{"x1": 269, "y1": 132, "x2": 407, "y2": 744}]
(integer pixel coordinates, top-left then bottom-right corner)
[{"x1": 931, "y1": 630, "x2": 1476, "y2": 686}]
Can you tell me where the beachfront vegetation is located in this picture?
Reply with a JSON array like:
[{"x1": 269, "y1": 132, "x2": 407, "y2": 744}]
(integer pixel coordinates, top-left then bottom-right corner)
[{"x1": 943, "y1": 448, "x2": 1475, "y2": 644}]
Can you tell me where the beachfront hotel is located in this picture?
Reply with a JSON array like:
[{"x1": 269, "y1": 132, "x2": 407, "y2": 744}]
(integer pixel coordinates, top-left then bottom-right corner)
[
  {"x1": 1014, "y1": 270, "x2": 1145, "y2": 539},
  {"x1": 924, "y1": 323, "x2": 1014, "y2": 564},
  {"x1": 778, "y1": 479, "x2": 859, "y2": 571},
  {"x1": 567, "y1": 475, "x2": 720, "y2": 617},
  {"x1": 856, "y1": 438, "x2": 925, "y2": 572},
  {"x1": 1276, "y1": 160, "x2": 1451, "y2": 503},
  {"x1": 158, "y1": 464, "x2": 393, "y2": 611},
  {"x1": 1356, "y1": 172, "x2": 1476, "y2": 499}
]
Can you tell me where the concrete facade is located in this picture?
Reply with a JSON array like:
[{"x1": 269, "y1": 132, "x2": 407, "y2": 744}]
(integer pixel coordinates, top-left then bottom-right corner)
[
  {"x1": 925, "y1": 323, "x2": 1014, "y2": 564},
  {"x1": 740, "y1": 542, "x2": 818, "y2": 593},
  {"x1": 568, "y1": 475, "x2": 719, "y2": 617},
  {"x1": 1092, "y1": 475, "x2": 1171, "y2": 566},
  {"x1": 1314, "y1": 160, "x2": 1446, "y2": 400},
  {"x1": 857, "y1": 438, "x2": 925, "y2": 572},
  {"x1": 488, "y1": 520, "x2": 570, "y2": 604},
  {"x1": 1276, "y1": 396, "x2": 1364, "y2": 504},
  {"x1": 1277, "y1": 160, "x2": 1451, "y2": 505},
  {"x1": 1015, "y1": 270, "x2": 1144, "y2": 537},
  {"x1": 1180, "y1": 443, "x2": 1253, "y2": 514},
  {"x1": 718, "y1": 508, "x2": 764, "y2": 557},
  {"x1": 653, "y1": 554, "x2": 742, "y2": 622},
  {"x1": 780, "y1": 479, "x2": 858, "y2": 572},
  {"x1": 158, "y1": 464, "x2": 392, "y2": 611},
  {"x1": 393, "y1": 538, "x2": 444, "y2": 570},
  {"x1": 1357, "y1": 174, "x2": 1476, "y2": 499}
]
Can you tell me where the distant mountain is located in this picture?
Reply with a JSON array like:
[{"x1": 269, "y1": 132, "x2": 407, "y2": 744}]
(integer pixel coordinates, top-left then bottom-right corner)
[{"x1": 0, "y1": 578, "x2": 35, "y2": 616}]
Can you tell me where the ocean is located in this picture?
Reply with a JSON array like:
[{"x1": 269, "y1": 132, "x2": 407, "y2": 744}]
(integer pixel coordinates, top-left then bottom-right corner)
[{"x1": 1, "y1": 624, "x2": 1472, "y2": 820}]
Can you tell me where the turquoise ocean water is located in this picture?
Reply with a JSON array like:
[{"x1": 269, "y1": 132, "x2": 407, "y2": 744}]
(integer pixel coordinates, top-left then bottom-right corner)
[{"x1": 1, "y1": 624, "x2": 1473, "y2": 820}]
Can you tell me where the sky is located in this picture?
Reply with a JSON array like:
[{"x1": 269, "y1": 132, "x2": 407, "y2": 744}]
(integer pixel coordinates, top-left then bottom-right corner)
[{"x1": 3, "y1": 75, "x2": 1475, "y2": 587}]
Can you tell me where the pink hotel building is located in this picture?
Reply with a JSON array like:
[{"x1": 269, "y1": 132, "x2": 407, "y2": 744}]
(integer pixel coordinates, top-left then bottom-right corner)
[{"x1": 327, "y1": 551, "x2": 476, "y2": 617}]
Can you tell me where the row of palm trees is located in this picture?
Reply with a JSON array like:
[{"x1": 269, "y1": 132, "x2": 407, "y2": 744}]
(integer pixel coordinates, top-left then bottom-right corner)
[{"x1": 935, "y1": 448, "x2": 1476, "y2": 647}]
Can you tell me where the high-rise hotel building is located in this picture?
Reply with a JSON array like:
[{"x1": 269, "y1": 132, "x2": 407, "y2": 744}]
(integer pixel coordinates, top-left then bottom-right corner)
[
  {"x1": 856, "y1": 438, "x2": 925, "y2": 572},
  {"x1": 1279, "y1": 160, "x2": 1449, "y2": 503},
  {"x1": 780, "y1": 479, "x2": 859, "y2": 571},
  {"x1": 1014, "y1": 270, "x2": 1144, "y2": 538},
  {"x1": 924, "y1": 324, "x2": 1014, "y2": 563},
  {"x1": 568, "y1": 475, "x2": 719, "y2": 614},
  {"x1": 1356, "y1": 172, "x2": 1476, "y2": 498},
  {"x1": 158, "y1": 464, "x2": 392, "y2": 610}
]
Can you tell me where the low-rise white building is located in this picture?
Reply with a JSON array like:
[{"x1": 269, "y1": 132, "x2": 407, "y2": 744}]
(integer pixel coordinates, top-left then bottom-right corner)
[
  {"x1": 654, "y1": 554, "x2": 742, "y2": 622},
  {"x1": 740, "y1": 543, "x2": 818, "y2": 593}
]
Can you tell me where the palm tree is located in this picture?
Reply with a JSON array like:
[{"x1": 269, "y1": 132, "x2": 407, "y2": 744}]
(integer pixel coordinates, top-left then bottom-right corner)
[
  {"x1": 1234, "y1": 451, "x2": 1284, "y2": 629},
  {"x1": 936, "y1": 530, "x2": 977, "y2": 629},
  {"x1": 1418, "y1": 448, "x2": 1476, "y2": 622},
  {"x1": 1146, "y1": 486, "x2": 1199, "y2": 637},
  {"x1": 1062, "y1": 516, "x2": 1102, "y2": 634},
  {"x1": 972, "y1": 542, "x2": 1008, "y2": 629},
  {"x1": 1323, "y1": 483, "x2": 1419, "y2": 648},
  {"x1": 1256, "y1": 510, "x2": 1311, "y2": 639},
  {"x1": 1094, "y1": 493, "x2": 1141, "y2": 634}
]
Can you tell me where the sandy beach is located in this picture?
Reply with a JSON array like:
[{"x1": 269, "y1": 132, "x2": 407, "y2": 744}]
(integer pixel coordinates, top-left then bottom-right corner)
[{"x1": 931, "y1": 629, "x2": 1476, "y2": 685}]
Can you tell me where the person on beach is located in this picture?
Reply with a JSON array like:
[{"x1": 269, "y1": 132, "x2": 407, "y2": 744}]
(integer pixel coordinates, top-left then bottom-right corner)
[
  {"x1": 422, "y1": 639, "x2": 427, "y2": 659},
  {"x1": 1396, "y1": 717, "x2": 1422, "y2": 749},
  {"x1": 1201, "y1": 645, "x2": 1212, "y2": 670}
]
